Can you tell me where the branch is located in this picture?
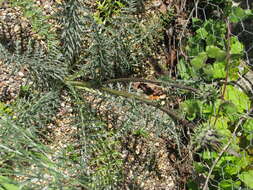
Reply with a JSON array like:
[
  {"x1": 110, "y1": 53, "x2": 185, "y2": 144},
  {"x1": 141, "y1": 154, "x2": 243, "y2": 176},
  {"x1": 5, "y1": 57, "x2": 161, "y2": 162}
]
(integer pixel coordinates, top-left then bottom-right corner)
[
  {"x1": 221, "y1": 19, "x2": 232, "y2": 100},
  {"x1": 66, "y1": 80, "x2": 194, "y2": 128},
  {"x1": 102, "y1": 78, "x2": 200, "y2": 94}
]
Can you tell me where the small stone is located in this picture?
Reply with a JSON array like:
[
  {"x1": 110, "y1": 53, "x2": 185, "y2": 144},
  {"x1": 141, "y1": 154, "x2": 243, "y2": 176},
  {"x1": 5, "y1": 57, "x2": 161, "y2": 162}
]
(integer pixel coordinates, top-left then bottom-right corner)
[
  {"x1": 13, "y1": 25, "x2": 20, "y2": 32},
  {"x1": 10, "y1": 92, "x2": 16, "y2": 97},
  {"x1": 8, "y1": 78, "x2": 14, "y2": 83},
  {"x1": 18, "y1": 71, "x2": 24, "y2": 77}
]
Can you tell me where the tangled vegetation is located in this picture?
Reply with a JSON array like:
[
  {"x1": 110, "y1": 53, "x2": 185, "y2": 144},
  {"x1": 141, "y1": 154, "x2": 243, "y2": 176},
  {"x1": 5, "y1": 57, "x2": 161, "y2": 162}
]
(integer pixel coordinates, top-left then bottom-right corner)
[{"x1": 0, "y1": 0, "x2": 252, "y2": 189}]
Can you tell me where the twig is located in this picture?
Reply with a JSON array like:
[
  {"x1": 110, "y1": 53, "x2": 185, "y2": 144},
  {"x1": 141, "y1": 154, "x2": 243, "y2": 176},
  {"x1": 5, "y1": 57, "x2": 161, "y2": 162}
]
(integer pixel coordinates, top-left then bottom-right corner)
[{"x1": 103, "y1": 87, "x2": 194, "y2": 128}]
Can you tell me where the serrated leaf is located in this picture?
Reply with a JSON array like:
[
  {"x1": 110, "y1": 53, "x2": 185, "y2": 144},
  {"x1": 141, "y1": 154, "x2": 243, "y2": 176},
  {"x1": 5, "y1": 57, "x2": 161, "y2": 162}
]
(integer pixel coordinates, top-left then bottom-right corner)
[
  {"x1": 210, "y1": 117, "x2": 234, "y2": 140},
  {"x1": 243, "y1": 119, "x2": 253, "y2": 132},
  {"x1": 237, "y1": 153, "x2": 251, "y2": 169},
  {"x1": 203, "y1": 65, "x2": 214, "y2": 79},
  {"x1": 190, "y1": 52, "x2": 207, "y2": 70},
  {"x1": 224, "y1": 85, "x2": 251, "y2": 113},
  {"x1": 219, "y1": 101, "x2": 238, "y2": 115},
  {"x1": 219, "y1": 179, "x2": 241, "y2": 190},
  {"x1": 212, "y1": 62, "x2": 226, "y2": 79},
  {"x1": 228, "y1": 66, "x2": 239, "y2": 81},
  {"x1": 206, "y1": 46, "x2": 226, "y2": 61},
  {"x1": 225, "y1": 163, "x2": 241, "y2": 175},
  {"x1": 239, "y1": 170, "x2": 253, "y2": 188},
  {"x1": 243, "y1": 119, "x2": 253, "y2": 140},
  {"x1": 196, "y1": 28, "x2": 208, "y2": 39},
  {"x1": 230, "y1": 37, "x2": 244, "y2": 55},
  {"x1": 181, "y1": 100, "x2": 202, "y2": 120},
  {"x1": 202, "y1": 150, "x2": 218, "y2": 160}
]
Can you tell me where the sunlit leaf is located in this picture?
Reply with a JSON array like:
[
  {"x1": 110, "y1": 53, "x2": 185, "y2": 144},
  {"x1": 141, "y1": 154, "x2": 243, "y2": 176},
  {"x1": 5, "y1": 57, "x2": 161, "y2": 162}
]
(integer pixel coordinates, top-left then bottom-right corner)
[
  {"x1": 239, "y1": 170, "x2": 253, "y2": 188},
  {"x1": 0, "y1": 176, "x2": 19, "y2": 190},
  {"x1": 191, "y1": 52, "x2": 207, "y2": 70},
  {"x1": 230, "y1": 37, "x2": 244, "y2": 55},
  {"x1": 212, "y1": 62, "x2": 226, "y2": 79},
  {"x1": 219, "y1": 179, "x2": 241, "y2": 190},
  {"x1": 206, "y1": 46, "x2": 226, "y2": 61},
  {"x1": 219, "y1": 101, "x2": 238, "y2": 116},
  {"x1": 196, "y1": 28, "x2": 208, "y2": 39},
  {"x1": 224, "y1": 85, "x2": 251, "y2": 113}
]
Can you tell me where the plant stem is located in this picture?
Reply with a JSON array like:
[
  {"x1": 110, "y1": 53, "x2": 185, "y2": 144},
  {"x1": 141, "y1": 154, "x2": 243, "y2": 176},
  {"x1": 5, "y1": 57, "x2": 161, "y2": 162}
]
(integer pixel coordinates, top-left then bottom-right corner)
[
  {"x1": 103, "y1": 77, "x2": 200, "y2": 94},
  {"x1": 221, "y1": 19, "x2": 232, "y2": 100},
  {"x1": 213, "y1": 19, "x2": 232, "y2": 128},
  {"x1": 66, "y1": 80, "x2": 194, "y2": 128}
]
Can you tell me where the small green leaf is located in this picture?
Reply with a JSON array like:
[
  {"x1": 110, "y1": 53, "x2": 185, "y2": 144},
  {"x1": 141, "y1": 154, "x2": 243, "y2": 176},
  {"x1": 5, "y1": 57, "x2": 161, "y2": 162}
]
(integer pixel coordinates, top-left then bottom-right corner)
[
  {"x1": 210, "y1": 117, "x2": 231, "y2": 137},
  {"x1": 243, "y1": 119, "x2": 253, "y2": 132},
  {"x1": 228, "y1": 66, "x2": 239, "y2": 81},
  {"x1": 239, "y1": 170, "x2": 253, "y2": 188},
  {"x1": 230, "y1": 7, "x2": 250, "y2": 23},
  {"x1": 202, "y1": 150, "x2": 218, "y2": 160},
  {"x1": 0, "y1": 176, "x2": 19, "y2": 190},
  {"x1": 236, "y1": 153, "x2": 251, "y2": 169},
  {"x1": 181, "y1": 100, "x2": 202, "y2": 120},
  {"x1": 203, "y1": 65, "x2": 214, "y2": 79},
  {"x1": 206, "y1": 46, "x2": 226, "y2": 61},
  {"x1": 192, "y1": 17, "x2": 201, "y2": 23},
  {"x1": 225, "y1": 163, "x2": 241, "y2": 175},
  {"x1": 194, "y1": 162, "x2": 206, "y2": 173},
  {"x1": 133, "y1": 128, "x2": 149, "y2": 138},
  {"x1": 24, "y1": 10, "x2": 35, "y2": 18},
  {"x1": 243, "y1": 119, "x2": 253, "y2": 140},
  {"x1": 219, "y1": 101, "x2": 237, "y2": 116},
  {"x1": 219, "y1": 179, "x2": 241, "y2": 190},
  {"x1": 196, "y1": 28, "x2": 208, "y2": 39},
  {"x1": 230, "y1": 37, "x2": 244, "y2": 55},
  {"x1": 212, "y1": 62, "x2": 226, "y2": 79},
  {"x1": 191, "y1": 52, "x2": 207, "y2": 70},
  {"x1": 177, "y1": 59, "x2": 191, "y2": 79}
]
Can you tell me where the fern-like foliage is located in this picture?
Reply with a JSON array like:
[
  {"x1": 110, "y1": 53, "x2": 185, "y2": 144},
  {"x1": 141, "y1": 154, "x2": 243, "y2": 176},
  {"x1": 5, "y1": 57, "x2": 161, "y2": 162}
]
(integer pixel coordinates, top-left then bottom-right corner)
[
  {"x1": 60, "y1": 0, "x2": 85, "y2": 70},
  {"x1": 0, "y1": 0, "x2": 192, "y2": 189}
]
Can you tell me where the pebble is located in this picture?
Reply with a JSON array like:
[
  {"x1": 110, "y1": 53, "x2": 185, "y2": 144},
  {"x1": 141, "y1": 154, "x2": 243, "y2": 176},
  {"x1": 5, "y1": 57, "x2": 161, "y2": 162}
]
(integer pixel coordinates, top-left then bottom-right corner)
[{"x1": 18, "y1": 71, "x2": 24, "y2": 77}]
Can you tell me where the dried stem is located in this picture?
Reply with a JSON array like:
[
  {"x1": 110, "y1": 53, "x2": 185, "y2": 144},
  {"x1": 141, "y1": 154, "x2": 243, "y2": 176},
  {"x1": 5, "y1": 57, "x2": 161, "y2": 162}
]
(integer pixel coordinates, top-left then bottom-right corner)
[
  {"x1": 66, "y1": 80, "x2": 194, "y2": 128},
  {"x1": 103, "y1": 77, "x2": 200, "y2": 94}
]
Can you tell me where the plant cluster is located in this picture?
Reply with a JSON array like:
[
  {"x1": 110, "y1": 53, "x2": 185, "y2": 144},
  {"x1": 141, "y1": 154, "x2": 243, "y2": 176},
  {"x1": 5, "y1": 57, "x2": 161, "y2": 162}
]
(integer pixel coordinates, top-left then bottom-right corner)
[{"x1": 177, "y1": 1, "x2": 253, "y2": 189}]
